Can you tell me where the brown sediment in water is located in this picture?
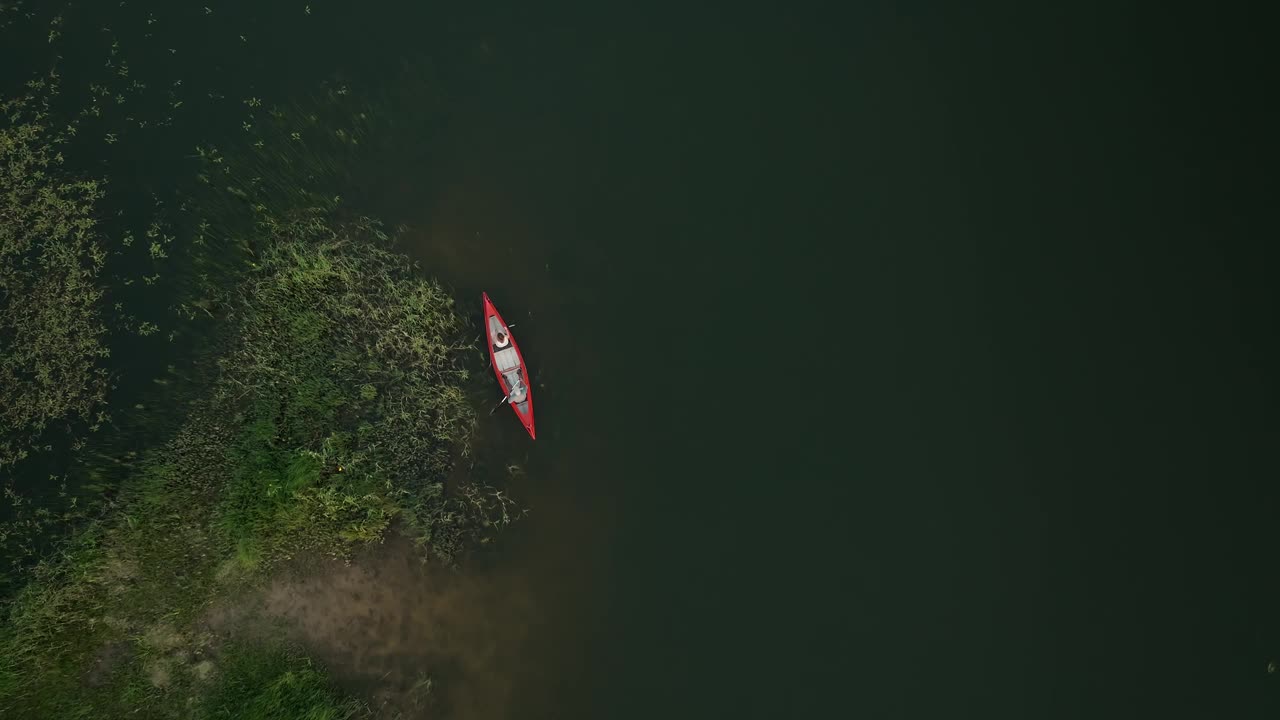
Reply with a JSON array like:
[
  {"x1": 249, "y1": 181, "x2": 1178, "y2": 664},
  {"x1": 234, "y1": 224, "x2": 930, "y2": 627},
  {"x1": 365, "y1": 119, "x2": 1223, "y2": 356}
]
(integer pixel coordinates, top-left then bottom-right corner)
[{"x1": 205, "y1": 531, "x2": 540, "y2": 720}]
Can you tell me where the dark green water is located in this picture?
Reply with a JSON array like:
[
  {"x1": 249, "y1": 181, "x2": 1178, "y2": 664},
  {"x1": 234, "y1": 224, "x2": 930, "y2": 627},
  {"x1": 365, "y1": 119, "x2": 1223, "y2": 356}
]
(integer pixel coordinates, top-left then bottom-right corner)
[
  {"x1": 348, "y1": 6, "x2": 1280, "y2": 717},
  {"x1": 6, "y1": 2, "x2": 1279, "y2": 718}
]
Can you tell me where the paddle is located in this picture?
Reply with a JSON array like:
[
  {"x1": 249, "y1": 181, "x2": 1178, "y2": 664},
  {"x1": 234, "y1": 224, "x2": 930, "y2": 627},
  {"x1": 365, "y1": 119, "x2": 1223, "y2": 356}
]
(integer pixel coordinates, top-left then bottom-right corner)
[{"x1": 488, "y1": 396, "x2": 508, "y2": 415}]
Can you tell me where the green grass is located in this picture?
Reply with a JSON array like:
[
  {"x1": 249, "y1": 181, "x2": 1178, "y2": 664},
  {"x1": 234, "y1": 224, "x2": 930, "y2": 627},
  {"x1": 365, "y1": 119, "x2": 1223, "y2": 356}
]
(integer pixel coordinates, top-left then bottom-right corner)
[
  {"x1": 198, "y1": 644, "x2": 368, "y2": 720},
  {"x1": 2, "y1": 11, "x2": 524, "y2": 716},
  {"x1": 0, "y1": 218, "x2": 516, "y2": 718},
  {"x1": 0, "y1": 76, "x2": 112, "y2": 469}
]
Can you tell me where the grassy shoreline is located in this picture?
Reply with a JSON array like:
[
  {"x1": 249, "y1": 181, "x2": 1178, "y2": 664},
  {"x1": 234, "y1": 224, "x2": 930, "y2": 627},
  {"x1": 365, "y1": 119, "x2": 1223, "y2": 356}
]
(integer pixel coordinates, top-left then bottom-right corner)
[
  {"x1": 0, "y1": 217, "x2": 514, "y2": 718},
  {"x1": 1, "y1": 7, "x2": 519, "y2": 715}
]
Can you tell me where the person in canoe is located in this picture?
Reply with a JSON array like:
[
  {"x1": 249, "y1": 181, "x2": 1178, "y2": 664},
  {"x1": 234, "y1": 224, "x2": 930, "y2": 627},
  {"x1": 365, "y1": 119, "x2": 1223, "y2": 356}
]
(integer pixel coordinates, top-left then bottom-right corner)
[
  {"x1": 504, "y1": 369, "x2": 527, "y2": 402},
  {"x1": 495, "y1": 330, "x2": 510, "y2": 348}
]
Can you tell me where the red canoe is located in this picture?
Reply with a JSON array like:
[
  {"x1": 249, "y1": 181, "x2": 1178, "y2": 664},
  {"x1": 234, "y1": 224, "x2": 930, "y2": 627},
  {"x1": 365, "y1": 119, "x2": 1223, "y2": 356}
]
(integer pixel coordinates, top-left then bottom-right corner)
[{"x1": 482, "y1": 292, "x2": 535, "y2": 439}]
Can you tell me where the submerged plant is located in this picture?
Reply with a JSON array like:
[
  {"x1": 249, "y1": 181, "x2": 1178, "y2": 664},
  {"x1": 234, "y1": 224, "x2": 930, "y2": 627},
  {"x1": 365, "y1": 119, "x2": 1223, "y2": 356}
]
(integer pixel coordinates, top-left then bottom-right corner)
[
  {"x1": 208, "y1": 215, "x2": 489, "y2": 564},
  {"x1": 0, "y1": 78, "x2": 112, "y2": 469},
  {"x1": 0, "y1": 216, "x2": 501, "y2": 716},
  {"x1": 1, "y1": 6, "x2": 524, "y2": 716}
]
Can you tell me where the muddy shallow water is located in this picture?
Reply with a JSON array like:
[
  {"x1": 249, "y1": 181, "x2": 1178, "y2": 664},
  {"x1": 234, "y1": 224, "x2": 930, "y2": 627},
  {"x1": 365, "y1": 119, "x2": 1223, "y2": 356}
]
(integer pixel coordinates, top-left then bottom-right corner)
[
  {"x1": 261, "y1": 535, "x2": 530, "y2": 719},
  {"x1": 206, "y1": 525, "x2": 606, "y2": 720}
]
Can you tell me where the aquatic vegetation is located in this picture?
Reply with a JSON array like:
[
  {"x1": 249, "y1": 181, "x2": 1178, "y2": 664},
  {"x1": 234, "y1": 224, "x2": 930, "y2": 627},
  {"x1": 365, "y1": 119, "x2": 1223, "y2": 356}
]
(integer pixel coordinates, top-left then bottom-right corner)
[
  {"x1": 0, "y1": 56, "x2": 205, "y2": 574},
  {"x1": 210, "y1": 216, "x2": 494, "y2": 563},
  {"x1": 1, "y1": 0, "x2": 372, "y2": 473},
  {"x1": 0, "y1": 78, "x2": 112, "y2": 469},
  {"x1": 197, "y1": 643, "x2": 368, "y2": 720},
  {"x1": 2, "y1": 4, "x2": 524, "y2": 716},
  {"x1": 0, "y1": 12, "x2": 214, "y2": 474},
  {"x1": 0, "y1": 218, "x2": 504, "y2": 717}
]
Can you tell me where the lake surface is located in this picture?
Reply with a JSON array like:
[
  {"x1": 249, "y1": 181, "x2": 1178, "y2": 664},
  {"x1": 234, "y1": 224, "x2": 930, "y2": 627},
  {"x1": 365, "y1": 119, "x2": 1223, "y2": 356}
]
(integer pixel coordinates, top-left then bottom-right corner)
[
  {"x1": 365, "y1": 7, "x2": 1280, "y2": 719},
  {"x1": 5, "y1": 2, "x2": 1278, "y2": 718}
]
